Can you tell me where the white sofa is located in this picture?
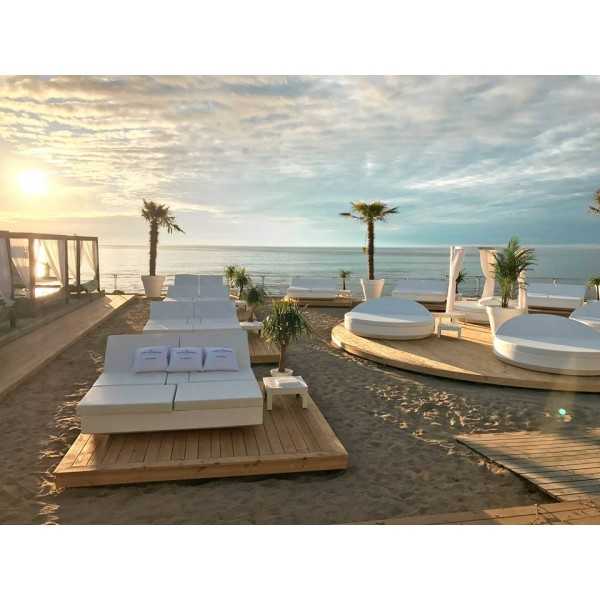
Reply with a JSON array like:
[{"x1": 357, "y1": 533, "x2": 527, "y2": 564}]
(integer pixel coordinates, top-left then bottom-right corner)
[
  {"x1": 77, "y1": 330, "x2": 263, "y2": 433},
  {"x1": 286, "y1": 277, "x2": 340, "y2": 300},
  {"x1": 344, "y1": 297, "x2": 435, "y2": 340},
  {"x1": 526, "y1": 283, "x2": 586, "y2": 311},
  {"x1": 144, "y1": 299, "x2": 240, "y2": 333},
  {"x1": 391, "y1": 279, "x2": 447, "y2": 303},
  {"x1": 493, "y1": 314, "x2": 600, "y2": 376}
]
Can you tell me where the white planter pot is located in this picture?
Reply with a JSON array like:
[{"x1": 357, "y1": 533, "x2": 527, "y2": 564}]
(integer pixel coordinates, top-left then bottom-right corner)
[
  {"x1": 141, "y1": 275, "x2": 165, "y2": 298},
  {"x1": 270, "y1": 367, "x2": 294, "y2": 378},
  {"x1": 486, "y1": 306, "x2": 522, "y2": 336},
  {"x1": 361, "y1": 278, "x2": 385, "y2": 300}
]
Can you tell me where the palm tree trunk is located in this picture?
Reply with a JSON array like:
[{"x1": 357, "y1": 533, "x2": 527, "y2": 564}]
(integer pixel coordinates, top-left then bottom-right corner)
[
  {"x1": 278, "y1": 344, "x2": 287, "y2": 372},
  {"x1": 367, "y1": 220, "x2": 375, "y2": 280},
  {"x1": 149, "y1": 221, "x2": 159, "y2": 276}
]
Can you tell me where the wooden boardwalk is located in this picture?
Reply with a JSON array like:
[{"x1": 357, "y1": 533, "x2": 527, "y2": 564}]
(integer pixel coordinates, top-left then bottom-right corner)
[
  {"x1": 281, "y1": 295, "x2": 357, "y2": 308},
  {"x1": 457, "y1": 429, "x2": 600, "y2": 502},
  {"x1": 54, "y1": 393, "x2": 348, "y2": 488},
  {"x1": 331, "y1": 322, "x2": 600, "y2": 393},
  {"x1": 362, "y1": 499, "x2": 600, "y2": 524},
  {"x1": 0, "y1": 294, "x2": 134, "y2": 399},
  {"x1": 248, "y1": 333, "x2": 278, "y2": 363}
]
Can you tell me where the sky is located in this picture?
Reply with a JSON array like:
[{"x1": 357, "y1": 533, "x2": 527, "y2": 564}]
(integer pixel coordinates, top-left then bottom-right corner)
[{"x1": 1, "y1": 75, "x2": 599, "y2": 247}]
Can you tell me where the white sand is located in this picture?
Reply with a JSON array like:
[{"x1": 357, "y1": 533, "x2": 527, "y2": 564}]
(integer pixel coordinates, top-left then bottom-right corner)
[{"x1": 1, "y1": 299, "x2": 600, "y2": 524}]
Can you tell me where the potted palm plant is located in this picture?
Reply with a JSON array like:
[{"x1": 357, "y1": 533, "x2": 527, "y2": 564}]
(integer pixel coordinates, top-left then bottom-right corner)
[
  {"x1": 141, "y1": 200, "x2": 184, "y2": 297},
  {"x1": 233, "y1": 267, "x2": 251, "y2": 298},
  {"x1": 224, "y1": 265, "x2": 237, "y2": 291},
  {"x1": 339, "y1": 269, "x2": 351, "y2": 291},
  {"x1": 340, "y1": 201, "x2": 397, "y2": 300},
  {"x1": 262, "y1": 299, "x2": 311, "y2": 377},
  {"x1": 486, "y1": 237, "x2": 536, "y2": 334},
  {"x1": 242, "y1": 285, "x2": 266, "y2": 321},
  {"x1": 588, "y1": 276, "x2": 600, "y2": 301}
]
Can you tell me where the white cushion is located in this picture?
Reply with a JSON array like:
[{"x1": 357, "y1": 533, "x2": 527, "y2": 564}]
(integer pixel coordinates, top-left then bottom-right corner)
[
  {"x1": 190, "y1": 317, "x2": 241, "y2": 331},
  {"x1": 143, "y1": 319, "x2": 193, "y2": 332},
  {"x1": 93, "y1": 371, "x2": 167, "y2": 387},
  {"x1": 203, "y1": 347, "x2": 239, "y2": 371},
  {"x1": 189, "y1": 366, "x2": 255, "y2": 382},
  {"x1": 77, "y1": 384, "x2": 176, "y2": 416},
  {"x1": 174, "y1": 380, "x2": 263, "y2": 411},
  {"x1": 167, "y1": 346, "x2": 204, "y2": 372},
  {"x1": 132, "y1": 346, "x2": 169, "y2": 372}
]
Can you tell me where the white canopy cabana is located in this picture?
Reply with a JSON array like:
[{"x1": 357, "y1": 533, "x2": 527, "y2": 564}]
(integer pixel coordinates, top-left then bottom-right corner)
[{"x1": 445, "y1": 246, "x2": 465, "y2": 315}]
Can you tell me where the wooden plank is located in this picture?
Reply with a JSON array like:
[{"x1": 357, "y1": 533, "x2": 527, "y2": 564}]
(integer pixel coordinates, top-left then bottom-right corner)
[
  {"x1": 280, "y1": 400, "x2": 309, "y2": 452},
  {"x1": 54, "y1": 392, "x2": 349, "y2": 488},
  {"x1": 270, "y1": 403, "x2": 297, "y2": 454}
]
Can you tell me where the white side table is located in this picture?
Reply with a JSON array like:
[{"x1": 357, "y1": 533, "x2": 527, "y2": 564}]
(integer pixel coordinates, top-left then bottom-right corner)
[
  {"x1": 263, "y1": 376, "x2": 309, "y2": 410},
  {"x1": 436, "y1": 321, "x2": 462, "y2": 339},
  {"x1": 240, "y1": 320, "x2": 263, "y2": 335}
]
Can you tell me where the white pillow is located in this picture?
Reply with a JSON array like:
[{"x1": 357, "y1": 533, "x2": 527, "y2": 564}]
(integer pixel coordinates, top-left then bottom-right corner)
[
  {"x1": 132, "y1": 346, "x2": 169, "y2": 373},
  {"x1": 167, "y1": 346, "x2": 204, "y2": 372},
  {"x1": 203, "y1": 347, "x2": 239, "y2": 372}
]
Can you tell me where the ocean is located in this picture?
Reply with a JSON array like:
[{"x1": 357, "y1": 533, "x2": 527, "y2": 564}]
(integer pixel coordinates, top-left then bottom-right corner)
[{"x1": 99, "y1": 244, "x2": 600, "y2": 297}]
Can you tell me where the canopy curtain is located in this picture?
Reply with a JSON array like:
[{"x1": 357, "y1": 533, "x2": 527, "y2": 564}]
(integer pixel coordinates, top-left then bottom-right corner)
[
  {"x1": 479, "y1": 248, "x2": 496, "y2": 299},
  {"x1": 81, "y1": 240, "x2": 98, "y2": 289},
  {"x1": 445, "y1": 246, "x2": 465, "y2": 315},
  {"x1": 0, "y1": 237, "x2": 12, "y2": 300},
  {"x1": 67, "y1": 240, "x2": 78, "y2": 281},
  {"x1": 10, "y1": 239, "x2": 31, "y2": 289},
  {"x1": 517, "y1": 271, "x2": 528, "y2": 312},
  {"x1": 41, "y1": 239, "x2": 67, "y2": 287}
]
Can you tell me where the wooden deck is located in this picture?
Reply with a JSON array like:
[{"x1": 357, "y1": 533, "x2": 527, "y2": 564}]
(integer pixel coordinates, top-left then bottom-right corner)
[
  {"x1": 0, "y1": 294, "x2": 134, "y2": 399},
  {"x1": 457, "y1": 429, "x2": 600, "y2": 502},
  {"x1": 331, "y1": 321, "x2": 600, "y2": 393},
  {"x1": 54, "y1": 392, "x2": 348, "y2": 488},
  {"x1": 362, "y1": 499, "x2": 600, "y2": 524},
  {"x1": 248, "y1": 333, "x2": 278, "y2": 363}
]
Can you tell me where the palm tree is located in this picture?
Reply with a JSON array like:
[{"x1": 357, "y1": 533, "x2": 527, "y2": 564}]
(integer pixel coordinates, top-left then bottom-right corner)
[
  {"x1": 455, "y1": 269, "x2": 467, "y2": 294},
  {"x1": 588, "y1": 276, "x2": 600, "y2": 300},
  {"x1": 141, "y1": 200, "x2": 184, "y2": 276},
  {"x1": 589, "y1": 188, "x2": 600, "y2": 214},
  {"x1": 339, "y1": 269, "x2": 351, "y2": 290},
  {"x1": 493, "y1": 237, "x2": 536, "y2": 308},
  {"x1": 262, "y1": 299, "x2": 311, "y2": 373},
  {"x1": 224, "y1": 265, "x2": 237, "y2": 288},
  {"x1": 233, "y1": 267, "x2": 251, "y2": 297},
  {"x1": 340, "y1": 201, "x2": 397, "y2": 279}
]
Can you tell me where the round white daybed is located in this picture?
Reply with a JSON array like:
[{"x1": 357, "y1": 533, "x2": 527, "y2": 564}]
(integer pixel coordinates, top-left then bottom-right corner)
[
  {"x1": 344, "y1": 297, "x2": 434, "y2": 340},
  {"x1": 493, "y1": 314, "x2": 600, "y2": 376},
  {"x1": 570, "y1": 301, "x2": 600, "y2": 331}
]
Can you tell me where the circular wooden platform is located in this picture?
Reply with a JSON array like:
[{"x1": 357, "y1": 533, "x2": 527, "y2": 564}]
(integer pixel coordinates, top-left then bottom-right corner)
[{"x1": 331, "y1": 322, "x2": 600, "y2": 393}]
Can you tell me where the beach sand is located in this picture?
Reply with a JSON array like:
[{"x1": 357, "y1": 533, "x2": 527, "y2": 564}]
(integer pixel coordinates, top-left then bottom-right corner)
[{"x1": 2, "y1": 298, "x2": 600, "y2": 524}]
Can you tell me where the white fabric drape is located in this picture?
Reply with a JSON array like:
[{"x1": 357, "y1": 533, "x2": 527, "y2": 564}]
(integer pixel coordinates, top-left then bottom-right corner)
[
  {"x1": 42, "y1": 239, "x2": 67, "y2": 286},
  {"x1": 0, "y1": 238, "x2": 12, "y2": 300},
  {"x1": 81, "y1": 240, "x2": 98, "y2": 289},
  {"x1": 10, "y1": 239, "x2": 30, "y2": 288},
  {"x1": 67, "y1": 240, "x2": 78, "y2": 280},
  {"x1": 479, "y1": 248, "x2": 496, "y2": 299},
  {"x1": 518, "y1": 271, "x2": 528, "y2": 312},
  {"x1": 445, "y1": 246, "x2": 465, "y2": 315}
]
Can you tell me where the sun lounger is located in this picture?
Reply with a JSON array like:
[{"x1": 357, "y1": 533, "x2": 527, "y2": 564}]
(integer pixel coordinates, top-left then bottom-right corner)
[
  {"x1": 143, "y1": 300, "x2": 195, "y2": 333},
  {"x1": 391, "y1": 279, "x2": 447, "y2": 303},
  {"x1": 77, "y1": 329, "x2": 263, "y2": 433},
  {"x1": 526, "y1": 283, "x2": 586, "y2": 311},
  {"x1": 286, "y1": 277, "x2": 340, "y2": 300}
]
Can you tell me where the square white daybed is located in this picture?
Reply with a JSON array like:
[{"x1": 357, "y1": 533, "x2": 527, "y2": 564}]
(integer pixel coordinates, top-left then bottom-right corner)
[
  {"x1": 391, "y1": 279, "x2": 448, "y2": 303},
  {"x1": 526, "y1": 283, "x2": 586, "y2": 311},
  {"x1": 143, "y1": 300, "x2": 195, "y2": 333},
  {"x1": 77, "y1": 330, "x2": 263, "y2": 433},
  {"x1": 286, "y1": 277, "x2": 340, "y2": 300}
]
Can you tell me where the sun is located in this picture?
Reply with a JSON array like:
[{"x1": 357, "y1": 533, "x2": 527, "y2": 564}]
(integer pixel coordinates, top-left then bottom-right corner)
[{"x1": 18, "y1": 170, "x2": 49, "y2": 196}]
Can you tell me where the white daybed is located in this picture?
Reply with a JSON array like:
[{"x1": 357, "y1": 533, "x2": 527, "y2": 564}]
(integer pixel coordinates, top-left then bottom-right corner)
[
  {"x1": 570, "y1": 301, "x2": 600, "y2": 331},
  {"x1": 526, "y1": 283, "x2": 586, "y2": 311},
  {"x1": 344, "y1": 297, "x2": 435, "y2": 340},
  {"x1": 286, "y1": 277, "x2": 340, "y2": 300},
  {"x1": 391, "y1": 279, "x2": 447, "y2": 303},
  {"x1": 174, "y1": 274, "x2": 200, "y2": 286},
  {"x1": 493, "y1": 314, "x2": 600, "y2": 376},
  {"x1": 144, "y1": 300, "x2": 195, "y2": 332},
  {"x1": 77, "y1": 330, "x2": 263, "y2": 433}
]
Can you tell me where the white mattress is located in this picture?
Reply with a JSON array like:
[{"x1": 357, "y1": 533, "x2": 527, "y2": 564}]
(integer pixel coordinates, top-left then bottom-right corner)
[
  {"x1": 493, "y1": 314, "x2": 600, "y2": 375},
  {"x1": 526, "y1": 283, "x2": 586, "y2": 310},
  {"x1": 391, "y1": 279, "x2": 447, "y2": 303},
  {"x1": 570, "y1": 301, "x2": 600, "y2": 330},
  {"x1": 344, "y1": 297, "x2": 434, "y2": 340}
]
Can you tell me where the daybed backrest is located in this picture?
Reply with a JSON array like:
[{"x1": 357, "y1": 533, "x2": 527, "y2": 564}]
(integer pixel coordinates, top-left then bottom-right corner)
[
  {"x1": 497, "y1": 314, "x2": 600, "y2": 341},
  {"x1": 104, "y1": 333, "x2": 181, "y2": 372},
  {"x1": 193, "y1": 299, "x2": 237, "y2": 319},
  {"x1": 198, "y1": 275, "x2": 224, "y2": 286},
  {"x1": 180, "y1": 329, "x2": 251, "y2": 369},
  {"x1": 393, "y1": 279, "x2": 447, "y2": 293},
  {"x1": 527, "y1": 283, "x2": 586, "y2": 298},
  {"x1": 174, "y1": 274, "x2": 200, "y2": 286},
  {"x1": 149, "y1": 300, "x2": 195, "y2": 320},
  {"x1": 198, "y1": 282, "x2": 229, "y2": 299},
  {"x1": 290, "y1": 277, "x2": 338, "y2": 289},
  {"x1": 166, "y1": 284, "x2": 199, "y2": 299}
]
